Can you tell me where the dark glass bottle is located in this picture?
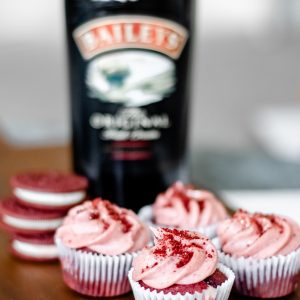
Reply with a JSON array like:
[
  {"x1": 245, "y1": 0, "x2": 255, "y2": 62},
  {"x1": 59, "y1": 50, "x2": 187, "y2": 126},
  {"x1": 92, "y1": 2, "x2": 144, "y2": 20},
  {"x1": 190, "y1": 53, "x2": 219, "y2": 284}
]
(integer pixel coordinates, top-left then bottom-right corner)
[{"x1": 65, "y1": 0, "x2": 195, "y2": 211}]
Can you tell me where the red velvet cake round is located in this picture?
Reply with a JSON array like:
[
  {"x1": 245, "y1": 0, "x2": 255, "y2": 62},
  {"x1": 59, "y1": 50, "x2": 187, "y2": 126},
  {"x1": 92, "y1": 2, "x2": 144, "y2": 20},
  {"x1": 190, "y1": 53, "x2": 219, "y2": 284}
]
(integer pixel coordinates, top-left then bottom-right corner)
[
  {"x1": 10, "y1": 233, "x2": 58, "y2": 262},
  {"x1": 0, "y1": 197, "x2": 64, "y2": 233},
  {"x1": 11, "y1": 171, "x2": 88, "y2": 192},
  {"x1": 11, "y1": 171, "x2": 88, "y2": 210}
]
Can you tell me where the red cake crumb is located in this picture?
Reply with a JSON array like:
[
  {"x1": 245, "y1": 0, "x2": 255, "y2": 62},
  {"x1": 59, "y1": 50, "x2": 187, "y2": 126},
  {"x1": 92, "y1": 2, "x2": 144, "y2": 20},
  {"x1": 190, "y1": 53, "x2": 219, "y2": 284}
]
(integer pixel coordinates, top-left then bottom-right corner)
[
  {"x1": 103, "y1": 200, "x2": 132, "y2": 233},
  {"x1": 89, "y1": 211, "x2": 100, "y2": 220},
  {"x1": 141, "y1": 262, "x2": 158, "y2": 273},
  {"x1": 102, "y1": 219, "x2": 110, "y2": 230},
  {"x1": 176, "y1": 252, "x2": 193, "y2": 268},
  {"x1": 153, "y1": 245, "x2": 167, "y2": 256},
  {"x1": 198, "y1": 200, "x2": 205, "y2": 211},
  {"x1": 138, "y1": 269, "x2": 227, "y2": 295},
  {"x1": 252, "y1": 218, "x2": 264, "y2": 236},
  {"x1": 176, "y1": 190, "x2": 191, "y2": 212},
  {"x1": 234, "y1": 210, "x2": 284, "y2": 236},
  {"x1": 190, "y1": 242, "x2": 203, "y2": 250},
  {"x1": 163, "y1": 228, "x2": 200, "y2": 240},
  {"x1": 153, "y1": 228, "x2": 210, "y2": 268},
  {"x1": 204, "y1": 269, "x2": 227, "y2": 288}
]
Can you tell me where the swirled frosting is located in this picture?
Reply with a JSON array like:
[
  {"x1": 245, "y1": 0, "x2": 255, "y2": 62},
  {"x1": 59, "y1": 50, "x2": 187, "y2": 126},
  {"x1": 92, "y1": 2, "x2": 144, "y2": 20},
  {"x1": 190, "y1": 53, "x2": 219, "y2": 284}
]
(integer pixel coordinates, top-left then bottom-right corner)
[
  {"x1": 153, "y1": 182, "x2": 228, "y2": 228},
  {"x1": 56, "y1": 198, "x2": 150, "y2": 255},
  {"x1": 132, "y1": 228, "x2": 218, "y2": 289},
  {"x1": 217, "y1": 210, "x2": 300, "y2": 259}
]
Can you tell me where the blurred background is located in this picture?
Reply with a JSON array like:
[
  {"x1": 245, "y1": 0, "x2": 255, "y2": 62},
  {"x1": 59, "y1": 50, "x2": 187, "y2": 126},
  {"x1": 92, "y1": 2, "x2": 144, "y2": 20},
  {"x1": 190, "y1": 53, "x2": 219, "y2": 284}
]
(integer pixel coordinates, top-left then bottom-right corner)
[{"x1": 0, "y1": 0, "x2": 300, "y2": 217}]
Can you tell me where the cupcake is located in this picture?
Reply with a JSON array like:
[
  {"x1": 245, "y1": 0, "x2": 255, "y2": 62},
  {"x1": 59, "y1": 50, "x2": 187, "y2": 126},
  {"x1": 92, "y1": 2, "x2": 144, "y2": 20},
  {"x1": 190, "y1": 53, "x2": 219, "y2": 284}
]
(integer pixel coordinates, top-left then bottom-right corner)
[
  {"x1": 216, "y1": 209, "x2": 300, "y2": 298},
  {"x1": 55, "y1": 198, "x2": 150, "y2": 297},
  {"x1": 139, "y1": 181, "x2": 228, "y2": 238},
  {"x1": 128, "y1": 227, "x2": 235, "y2": 300}
]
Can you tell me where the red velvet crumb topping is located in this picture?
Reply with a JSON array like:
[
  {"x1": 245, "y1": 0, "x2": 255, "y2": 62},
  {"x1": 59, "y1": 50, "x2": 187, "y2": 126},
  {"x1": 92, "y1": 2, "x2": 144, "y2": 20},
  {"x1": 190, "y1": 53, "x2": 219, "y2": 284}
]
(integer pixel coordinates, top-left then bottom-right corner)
[
  {"x1": 234, "y1": 209, "x2": 284, "y2": 236},
  {"x1": 198, "y1": 200, "x2": 205, "y2": 211},
  {"x1": 175, "y1": 190, "x2": 191, "y2": 212},
  {"x1": 163, "y1": 228, "x2": 200, "y2": 240},
  {"x1": 89, "y1": 211, "x2": 100, "y2": 220},
  {"x1": 141, "y1": 262, "x2": 158, "y2": 273},
  {"x1": 176, "y1": 252, "x2": 193, "y2": 268},
  {"x1": 153, "y1": 228, "x2": 211, "y2": 269},
  {"x1": 102, "y1": 219, "x2": 110, "y2": 230},
  {"x1": 103, "y1": 200, "x2": 132, "y2": 233}
]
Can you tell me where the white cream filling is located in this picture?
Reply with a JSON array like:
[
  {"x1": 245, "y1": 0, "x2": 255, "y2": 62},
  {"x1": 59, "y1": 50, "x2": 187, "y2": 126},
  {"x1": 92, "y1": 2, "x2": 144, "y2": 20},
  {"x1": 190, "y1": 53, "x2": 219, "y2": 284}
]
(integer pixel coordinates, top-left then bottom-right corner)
[
  {"x1": 12, "y1": 240, "x2": 58, "y2": 258},
  {"x1": 14, "y1": 188, "x2": 86, "y2": 207},
  {"x1": 2, "y1": 215, "x2": 63, "y2": 230}
]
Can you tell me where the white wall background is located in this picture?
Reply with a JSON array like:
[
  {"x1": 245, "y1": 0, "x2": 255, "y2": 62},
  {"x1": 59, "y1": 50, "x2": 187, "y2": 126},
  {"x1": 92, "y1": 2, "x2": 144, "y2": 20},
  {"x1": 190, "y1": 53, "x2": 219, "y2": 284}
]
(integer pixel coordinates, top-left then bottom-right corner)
[
  {"x1": 0, "y1": 0, "x2": 300, "y2": 153},
  {"x1": 0, "y1": 0, "x2": 67, "y2": 146}
]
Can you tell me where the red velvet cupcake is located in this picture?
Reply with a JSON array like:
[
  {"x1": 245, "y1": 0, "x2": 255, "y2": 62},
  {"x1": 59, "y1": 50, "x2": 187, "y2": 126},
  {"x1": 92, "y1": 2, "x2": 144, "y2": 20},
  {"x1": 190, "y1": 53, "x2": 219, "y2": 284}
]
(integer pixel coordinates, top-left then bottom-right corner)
[
  {"x1": 139, "y1": 181, "x2": 228, "y2": 238},
  {"x1": 55, "y1": 198, "x2": 150, "y2": 297},
  {"x1": 128, "y1": 227, "x2": 234, "y2": 299},
  {"x1": 216, "y1": 210, "x2": 300, "y2": 298}
]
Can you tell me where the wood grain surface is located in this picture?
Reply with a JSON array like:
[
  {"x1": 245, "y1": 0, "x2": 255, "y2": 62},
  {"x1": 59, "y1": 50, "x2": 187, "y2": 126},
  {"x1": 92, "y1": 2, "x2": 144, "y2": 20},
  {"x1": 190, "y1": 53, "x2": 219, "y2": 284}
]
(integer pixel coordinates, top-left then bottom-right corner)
[{"x1": 0, "y1": 139, "x2": 299, "y2": 300}]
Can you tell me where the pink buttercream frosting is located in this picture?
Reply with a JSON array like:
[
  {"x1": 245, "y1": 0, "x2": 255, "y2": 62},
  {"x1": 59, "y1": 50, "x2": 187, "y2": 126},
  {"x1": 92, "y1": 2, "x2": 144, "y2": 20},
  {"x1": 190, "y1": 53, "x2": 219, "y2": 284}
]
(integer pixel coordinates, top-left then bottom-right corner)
[
  {"x1": 217, "y1": 210, "x2": 300, "y2": 259},
  {"x1": 132, "y1": 227, "x2": 218, "y2": 289},
  {"x1": 153, "y1": 181, "x2": 228, "y2": 229},
  {"x1": 56, "y1": 198, "x2": 150, "y2": 255}
]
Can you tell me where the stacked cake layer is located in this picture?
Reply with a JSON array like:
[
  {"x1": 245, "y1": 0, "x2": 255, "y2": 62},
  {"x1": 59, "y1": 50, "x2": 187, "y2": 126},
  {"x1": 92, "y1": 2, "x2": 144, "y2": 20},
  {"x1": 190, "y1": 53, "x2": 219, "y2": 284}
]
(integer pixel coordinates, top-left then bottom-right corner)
[{"x1": 0, "y1": 171, "x2": 88, "y2": 261}]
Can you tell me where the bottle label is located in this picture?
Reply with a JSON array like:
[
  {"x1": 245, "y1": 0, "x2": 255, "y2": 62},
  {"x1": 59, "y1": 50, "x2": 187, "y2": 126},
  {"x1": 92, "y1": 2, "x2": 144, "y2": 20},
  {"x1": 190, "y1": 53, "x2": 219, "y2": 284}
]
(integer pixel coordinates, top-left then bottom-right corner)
[
  {"x1": 73, "y1": 15, "x2": 188, "y2": 158},
  {"x1": 73, "y1": 15, "x2": 188, "y2": 60},
  {"x1": 85, "y1": 50, "x2": 176, "y2": 106},
  {"x1": 90, "y1": 107, "x2": 171, "y2": 140}
]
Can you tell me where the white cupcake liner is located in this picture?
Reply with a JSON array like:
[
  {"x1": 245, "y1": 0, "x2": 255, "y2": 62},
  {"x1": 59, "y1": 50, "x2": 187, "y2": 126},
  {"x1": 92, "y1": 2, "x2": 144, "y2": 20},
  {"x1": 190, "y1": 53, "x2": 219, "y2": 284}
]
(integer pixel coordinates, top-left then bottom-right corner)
[
  {"x1": 128, "y1": 263, "x2": 234, "y2": 300},
  {"x1": 55, "y1": 238, "x2": 137, "y2": 297},
  {"x1": 215, "y1": 238, "x2": 300, "y2": 298},
  {"x1": 138, "y1": 205, "x2": 219, "y2": 239}
]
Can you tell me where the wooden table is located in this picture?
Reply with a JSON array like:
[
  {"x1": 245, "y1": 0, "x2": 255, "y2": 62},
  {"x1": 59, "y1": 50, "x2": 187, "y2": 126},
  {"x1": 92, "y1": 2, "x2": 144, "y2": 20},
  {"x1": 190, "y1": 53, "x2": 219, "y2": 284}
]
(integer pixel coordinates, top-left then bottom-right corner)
[{"x1": 0, "y1": 140, "x2": 299, "y2": 299}]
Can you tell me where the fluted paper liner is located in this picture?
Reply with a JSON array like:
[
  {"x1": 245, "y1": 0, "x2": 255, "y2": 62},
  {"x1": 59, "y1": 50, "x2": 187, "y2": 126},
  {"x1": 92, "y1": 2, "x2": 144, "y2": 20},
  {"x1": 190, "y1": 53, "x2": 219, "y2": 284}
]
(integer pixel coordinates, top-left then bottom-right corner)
[
  {"x1": 214, "y1": 238, "x2": 300, "y2": 298},
  {"x1": 128, "y1": 263, "x2": 234, "y2": 300},
  {"x1": 55, "y1": 238, "x2": 137, "y2": 297},
  {"x1": 138, "y1": 205, "x2": 219, "y2": 238}
]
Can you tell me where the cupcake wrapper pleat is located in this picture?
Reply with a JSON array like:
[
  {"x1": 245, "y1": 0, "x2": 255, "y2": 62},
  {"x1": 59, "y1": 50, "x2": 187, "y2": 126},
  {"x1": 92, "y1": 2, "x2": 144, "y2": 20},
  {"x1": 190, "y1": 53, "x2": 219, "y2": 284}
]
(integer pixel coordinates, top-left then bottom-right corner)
[
  {"x1": 128, "y1": 263, "x2": 235, "y2": 300},
  {"x1": 218, "y1": 245, "x2": 300, "y2": 298},
  {"x1": 56, "y1": 238, "x2": 137, "y2": 297},
  {"x1": 138, "y1": 205, "x2": 219, "y2": 239}
]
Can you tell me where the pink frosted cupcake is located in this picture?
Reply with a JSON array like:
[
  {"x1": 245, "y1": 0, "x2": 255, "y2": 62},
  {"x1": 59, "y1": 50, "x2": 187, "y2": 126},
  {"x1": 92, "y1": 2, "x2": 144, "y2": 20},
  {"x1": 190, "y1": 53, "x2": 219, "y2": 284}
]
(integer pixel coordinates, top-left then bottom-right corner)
[
  {"x1": 128, "y1": 227, "x2": 235, "y2": 300},
  {"x1": 55, "y1": 198, "x2": 150, "y2": 297},
  {"x1": 139, "y1": 181, "x2": 228, "y2": 238},
  {"x1": 216, "y1": 209, "x2": 300, "y2": 298}
]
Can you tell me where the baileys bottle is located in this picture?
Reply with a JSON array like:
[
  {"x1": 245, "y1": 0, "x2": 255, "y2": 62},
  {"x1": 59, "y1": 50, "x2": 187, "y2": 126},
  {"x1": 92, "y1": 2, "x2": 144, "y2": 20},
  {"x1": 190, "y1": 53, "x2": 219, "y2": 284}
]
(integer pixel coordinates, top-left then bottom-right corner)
[{"x1": 65, "y1": 0, "x2": 195, "y2": 211}]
